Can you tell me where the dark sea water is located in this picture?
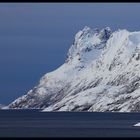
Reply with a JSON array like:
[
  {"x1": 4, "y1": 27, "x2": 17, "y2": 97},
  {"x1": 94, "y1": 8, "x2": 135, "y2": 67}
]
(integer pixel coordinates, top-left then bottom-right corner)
[{"x1": 1, "y1": 110, "x2": 140, "y2": 137}]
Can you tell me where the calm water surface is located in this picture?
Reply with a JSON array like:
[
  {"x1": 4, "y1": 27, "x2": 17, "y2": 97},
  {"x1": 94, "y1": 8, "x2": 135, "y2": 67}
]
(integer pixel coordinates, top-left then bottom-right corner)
[{"x1": 0, "y1": 110, "x2": 140, "y2": 137}]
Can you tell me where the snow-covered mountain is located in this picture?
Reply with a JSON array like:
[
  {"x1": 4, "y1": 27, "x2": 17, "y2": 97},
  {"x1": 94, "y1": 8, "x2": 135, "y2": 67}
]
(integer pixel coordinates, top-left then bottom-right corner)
[
  {"x1": 8, "y1": 26, "x2": 140, "y2": 112},
  {"x1": 0, "y1": 104, "x2": 7, "y2": 109}
]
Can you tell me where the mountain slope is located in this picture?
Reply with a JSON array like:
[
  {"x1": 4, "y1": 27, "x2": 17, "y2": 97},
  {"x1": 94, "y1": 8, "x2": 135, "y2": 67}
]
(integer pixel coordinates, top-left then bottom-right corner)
[
  {"x1": 9, "y1": 26, "x2": 140, "y2": 112},
  {"x1": 0, "y1": 104, "x2": 7, "y2": 109}
]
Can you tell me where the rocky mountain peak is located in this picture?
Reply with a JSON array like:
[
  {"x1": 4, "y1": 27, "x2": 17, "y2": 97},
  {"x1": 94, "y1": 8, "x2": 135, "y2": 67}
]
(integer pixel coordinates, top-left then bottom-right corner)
[{"x1": 66, "y1": 26, "x2": 112, "y2": 63}]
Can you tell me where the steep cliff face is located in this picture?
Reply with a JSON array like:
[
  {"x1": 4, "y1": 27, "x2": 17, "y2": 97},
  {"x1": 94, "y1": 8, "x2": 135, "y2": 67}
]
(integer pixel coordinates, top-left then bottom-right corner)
[{"x1": 9, "y1": 26, "x2": 140, "y2": 112}]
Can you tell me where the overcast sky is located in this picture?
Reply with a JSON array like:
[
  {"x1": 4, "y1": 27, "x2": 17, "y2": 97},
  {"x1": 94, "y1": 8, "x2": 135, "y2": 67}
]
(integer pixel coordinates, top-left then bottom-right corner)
[{"x1": 0, "y1": 3, "x2": 140, "y2": 104}]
